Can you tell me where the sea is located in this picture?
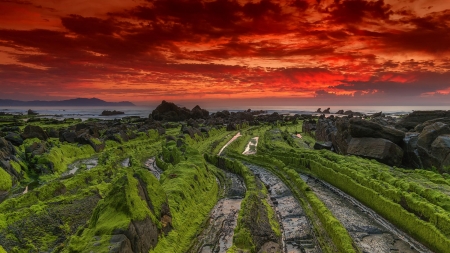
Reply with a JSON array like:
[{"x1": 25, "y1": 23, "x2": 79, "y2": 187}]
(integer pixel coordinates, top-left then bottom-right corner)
[{"x1": 1, "y1": 105, "x2": 449, "y2": 121}]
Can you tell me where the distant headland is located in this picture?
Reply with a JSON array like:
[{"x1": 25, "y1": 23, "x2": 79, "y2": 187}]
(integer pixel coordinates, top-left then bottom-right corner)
[{"x1": 0, "y1": 98, "x2": 135, "y2": 107}]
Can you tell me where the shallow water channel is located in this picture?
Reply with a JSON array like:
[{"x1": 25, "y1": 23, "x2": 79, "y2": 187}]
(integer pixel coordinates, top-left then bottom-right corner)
[
  {"x1": 189, "y1": 171, "x2": 246, "y2": 253},
  {"x1": 246, "y1": 164, "x2": 321, "y2": 253},
  {"x1": 302, "y1": 174, "x2": 432, "y2": 253}
]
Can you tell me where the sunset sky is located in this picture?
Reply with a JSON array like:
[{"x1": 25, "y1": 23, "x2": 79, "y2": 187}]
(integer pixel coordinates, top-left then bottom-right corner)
[{"x1": 0, "y1": 0, "x2": 449, "y2": 106}]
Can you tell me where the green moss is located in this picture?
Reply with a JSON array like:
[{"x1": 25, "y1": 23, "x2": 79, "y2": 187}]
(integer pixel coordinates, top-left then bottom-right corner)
[
  {"x1": 0, "y1": 245, "x2": 6, "y2": 253},
  {"x1": 150, "y1": 145, "x2": 219, "y2": 253},
  {"x1": 67, "y1": 170, "x2": 158, "y2": 252},
  {"x1": 0, "y1": 167, "x2": 12, "y2": 191},
  {"x1": 10, "y1": 161, "x2": 22, "y2": 174}
]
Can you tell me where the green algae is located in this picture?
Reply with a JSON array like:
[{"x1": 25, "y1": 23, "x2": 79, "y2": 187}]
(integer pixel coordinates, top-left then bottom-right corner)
[
  {"x1": 0, "y1": 168, "x2": 12, "y2": 191},
  {"x1": 150, "y1": 145, "x2": 219, "y2": 253}
]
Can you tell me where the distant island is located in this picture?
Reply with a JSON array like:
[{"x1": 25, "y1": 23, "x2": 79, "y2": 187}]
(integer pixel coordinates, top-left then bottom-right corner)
[{"x1": 0, "y1": 98, "x2": 135, "y2": 107}]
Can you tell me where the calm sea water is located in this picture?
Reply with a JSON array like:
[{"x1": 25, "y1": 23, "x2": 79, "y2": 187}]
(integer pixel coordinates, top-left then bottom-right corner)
[{"x1": 1, "y1": 105, "x2": 449, "y2": 120}]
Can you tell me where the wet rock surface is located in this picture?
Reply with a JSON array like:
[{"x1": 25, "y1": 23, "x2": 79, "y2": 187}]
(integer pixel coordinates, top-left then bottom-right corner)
[
  {"x1": 189, "y1": 172, "x2": 245, "y2": 253},
  {"x1": 302, "y1": 175, "x2": 431, "y2": 253},
  {"x1": 247, "y1": 164, "x2": 320, "y2": 253},
  {"x1": 242, "y1": 137, "x2": 259, "y2": 155},
  {"x1": 144, "y1": 157, "x2": 163, "y2": 180},
  {"x1": 61, "y1": 157, "x2": 98, "y2": 178}
]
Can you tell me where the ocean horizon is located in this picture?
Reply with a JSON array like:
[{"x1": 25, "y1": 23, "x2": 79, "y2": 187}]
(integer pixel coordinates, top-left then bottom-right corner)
[{"x1": 1, "y1": 105, "x2": 449, "y2": 120}]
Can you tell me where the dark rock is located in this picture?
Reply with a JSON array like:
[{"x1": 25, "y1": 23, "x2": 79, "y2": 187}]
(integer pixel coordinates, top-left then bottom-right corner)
[
  {"x1": 314, "y1": 141, "x2": 333, "y2": 150},
  {"x1": 5, "y1": 132, "x2": 23, "y2": 146},
  {"x1": 315, "y1": 119, "x2": 336, "y2": 143},
  {"x1": 226, "y1": 123, "x2": 237, "y2": 131},
  {"x1": 101, "y1": 110, "x2": 124, "y2": 116},
  {"x1": 316, "y1": 108, "x2": 321, "y2": 113},
  {"x1": 187, "y1": 118, "x2": 199, "y2": 128},
  {"x1": 430, "y1": 135, "x2": 450, "y2": 169},
  {"x1": 323, "y1": 107, "x2": 330, "y2": 114},
  {"x1": 190, "y1": 105, "x2": 209, "y2": 119},
  {"x1": 302, "y1": 119, "x2": 316, "y2": 134},
  {"x1": 336, "y1": 110, "x2": 344, "y2": 114},
  {"x1": 181, "y1": 126, "x2": 201, "y2": 138},
  {"x1": 371, "y1": 111, "x2": 383, "y2": 118},
  {"x1": 347, "y1": 138, "x2": 404, "y2": 166},
  {"x1": 60, "y1": 131, "x2": 77, "y2": 143},
  {"x1": 396, "y1": 110, "x2": 450, "y2": 131},
  {"x1": 331, "y1": 117, "x2": 351, "y2": 154},
  {"x1": 46, "y1": 128, "x2": 59, "y2": 138},
  {"x1": 1, "y1": 126, "x2": 20, "y2": 133},
  {"x1": 151, "y1": 100, "x2": 191, "y2": 121},
  {"x1": 21, "y1": 125, "x2": 48, "y2": 140},
  {"x1": 415, "y1": 117, "x2": 450, "y2": 132},
  {"x1": 417, "y1": 122, "x2": 450, "y2": 169},
  {"x1": 348, "y1": 118, "x2": 405, "y2": 145},
  {"x1": 402, "y1": 132, "x2": 422, "y2": 168},
  {"x1": 27, "y1": 109, "x2": 38, "y2": 115}
]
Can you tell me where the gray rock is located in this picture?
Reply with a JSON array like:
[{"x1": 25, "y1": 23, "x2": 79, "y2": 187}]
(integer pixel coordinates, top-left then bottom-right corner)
[
  {"x1": 347, "y1": 138, "x2": 404, "y2": 166},
  {"x1": 349, "y1": 118, "x2": 405, "y2": 145},
  {"x1": 396, "y1": 110, "x2": 450, "y2": 131}
]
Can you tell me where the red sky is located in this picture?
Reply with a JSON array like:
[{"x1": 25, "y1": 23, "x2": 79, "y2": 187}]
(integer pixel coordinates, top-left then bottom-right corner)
[{"x1": 0, "y1": 0, "x2": 450, "y2": 106}]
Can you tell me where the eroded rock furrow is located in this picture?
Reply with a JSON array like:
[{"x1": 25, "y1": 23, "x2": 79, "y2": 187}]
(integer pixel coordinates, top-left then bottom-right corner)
[
  {"x1": 242, "y1": 137, "x2": 259, "y2": 155},
  {"x1": 246, "y1": 164, "x2": 321, "y2": 253},
  {"x1": 302, "y1": 174, "x2": 432, "y2": 253},
  {"x1": 189, "y1": 171, "x2": 245, "y2": 253}
]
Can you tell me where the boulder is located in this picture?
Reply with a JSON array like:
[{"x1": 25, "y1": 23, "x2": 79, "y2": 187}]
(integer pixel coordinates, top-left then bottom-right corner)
[
  {"x1": 414, "y1": 117, "x2": 450, "y2": 132},
  {"x1": 396, "y1": 110, "x2": 450, "y2": 131},
  {"x1": 348, "y1": 118, "x2": 405, "y2": 145},
  {"x1": 21, "y1": 125, "x2": 48, "y2": 140},
  {"x1": 323, "y1": 108, "x2": 330, "y2": 114},
  {"x1": 46, "y1": 128, "x2": 59, "y2": 138},
  {"x1": 347, "y1": 138, "x2": 404, "y2": 166},
  {"x1": 417, "y1": 122, "x2": 450, "y2": 152},
  {"x1": 5, "y1": 132, "x2": 23, "y2": 146},
  {"x1": 336, "y1": 110, "x2": 344, "y2": 114},
  {"x1": 430, "y1": 135, "x2": 450, "y2": 169},
  {"x1": 60, "y1": 130, "x2": 77, "y2": 143}
]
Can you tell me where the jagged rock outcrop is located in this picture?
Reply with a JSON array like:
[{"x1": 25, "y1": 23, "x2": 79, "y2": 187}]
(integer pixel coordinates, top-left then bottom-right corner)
[
  {"x1": 151, "y1": 100, "x2": 191, "y2": 121},
  {"x1": 396, "y1": 110, "x2": 450, "y2": 131},
  {"x1": 190, "y1": 105, "x2": 209, "y2": 119},
  {"x1": 347, "y1": 138, "x2": 404, "y2": 166}
]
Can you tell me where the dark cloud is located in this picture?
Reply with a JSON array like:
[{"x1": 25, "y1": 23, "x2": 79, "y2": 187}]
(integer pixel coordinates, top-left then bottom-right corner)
[
  {"x1": 326, "y1": 0, "x2": 393, "y2": 24},
  {"x1": 61, "y1": 15, "x2": 118, "y2": 35}
]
